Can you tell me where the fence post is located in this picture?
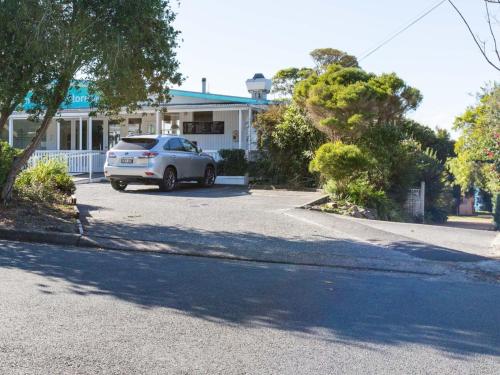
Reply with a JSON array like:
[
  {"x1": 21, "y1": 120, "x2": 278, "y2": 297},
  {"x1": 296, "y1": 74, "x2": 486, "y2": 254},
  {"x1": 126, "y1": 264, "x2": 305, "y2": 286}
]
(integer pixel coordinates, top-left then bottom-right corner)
[
  {"x1": 89, "y1": 151, "x2": 93, "y2": 182},
  {"x1": 420, "y1": 181, "x2": 425, "y2": 223}
]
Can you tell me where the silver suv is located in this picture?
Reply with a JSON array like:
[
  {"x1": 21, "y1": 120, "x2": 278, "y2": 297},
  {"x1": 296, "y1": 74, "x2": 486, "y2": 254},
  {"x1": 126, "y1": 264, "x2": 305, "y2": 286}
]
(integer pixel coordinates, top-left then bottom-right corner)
[{"x1": 104, "y1": 135, "x2": 217, "y2": 192}]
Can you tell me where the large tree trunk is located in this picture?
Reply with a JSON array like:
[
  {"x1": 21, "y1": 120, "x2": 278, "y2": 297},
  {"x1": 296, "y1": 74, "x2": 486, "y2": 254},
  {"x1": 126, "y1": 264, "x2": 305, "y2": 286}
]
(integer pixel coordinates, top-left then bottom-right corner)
[
  {"x1": 0, "y1": 113, "x2": 8, "y2": 133},
  {"x1": 1, "y1": 112, "x2": 54, "y2": 203}
]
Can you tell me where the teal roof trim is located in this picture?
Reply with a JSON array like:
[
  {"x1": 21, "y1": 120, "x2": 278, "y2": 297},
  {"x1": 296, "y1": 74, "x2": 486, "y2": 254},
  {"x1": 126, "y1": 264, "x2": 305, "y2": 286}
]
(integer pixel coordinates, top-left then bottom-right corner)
[{"x1": 169, "y1": 89, "x2": 271, "y2": 105}]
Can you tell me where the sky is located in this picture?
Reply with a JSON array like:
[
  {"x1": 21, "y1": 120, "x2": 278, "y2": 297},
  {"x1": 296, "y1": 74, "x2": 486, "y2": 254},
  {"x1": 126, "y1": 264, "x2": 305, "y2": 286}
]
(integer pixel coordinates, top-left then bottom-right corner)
[{"x1": 172, "y1": 0, "x2": 499, "y2": 136}]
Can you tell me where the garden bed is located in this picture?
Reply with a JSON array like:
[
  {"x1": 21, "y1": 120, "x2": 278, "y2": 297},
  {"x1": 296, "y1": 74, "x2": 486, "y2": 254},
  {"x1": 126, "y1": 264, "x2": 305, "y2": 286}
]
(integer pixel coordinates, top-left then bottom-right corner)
[{"x1": 0, "y1": 200, "x2": 77, "y2": 233}]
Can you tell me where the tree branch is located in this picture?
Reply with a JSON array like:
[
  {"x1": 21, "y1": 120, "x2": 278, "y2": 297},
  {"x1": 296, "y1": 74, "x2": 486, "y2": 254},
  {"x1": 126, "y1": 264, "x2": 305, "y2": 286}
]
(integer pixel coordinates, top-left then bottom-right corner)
[
  {"x1": 447, "y1": 0, "x2": 500, "y2": 71},
  {"x1": 485, "y1": 1, "x2": 500, "y2": 62}
]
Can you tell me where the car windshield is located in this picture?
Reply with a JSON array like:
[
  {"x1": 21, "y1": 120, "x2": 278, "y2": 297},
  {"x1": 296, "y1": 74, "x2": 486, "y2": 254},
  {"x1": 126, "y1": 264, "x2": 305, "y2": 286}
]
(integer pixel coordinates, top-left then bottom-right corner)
[{"x1": 113, "y1": 138, "x2": 158, "y2": 150}]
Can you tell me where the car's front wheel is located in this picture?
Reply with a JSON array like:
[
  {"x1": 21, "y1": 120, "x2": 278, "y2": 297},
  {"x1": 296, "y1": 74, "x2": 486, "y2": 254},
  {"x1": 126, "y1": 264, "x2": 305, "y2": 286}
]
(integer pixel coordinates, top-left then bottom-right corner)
[
  {"x1": 110, "y1": 180, "x2": 128, "y2": 191},
  {"x1": 159, "y1": 167, "x2": 177, "y2": 192},
  {"x1": 202, "y1": 165, "x2": 216, "y2": 187}
]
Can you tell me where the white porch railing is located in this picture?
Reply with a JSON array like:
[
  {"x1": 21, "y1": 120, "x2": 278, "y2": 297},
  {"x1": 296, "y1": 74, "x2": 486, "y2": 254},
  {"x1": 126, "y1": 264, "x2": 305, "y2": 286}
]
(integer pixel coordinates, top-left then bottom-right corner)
[{"x1": 28, "y1": 150, "x2": 107, "y2": 174}]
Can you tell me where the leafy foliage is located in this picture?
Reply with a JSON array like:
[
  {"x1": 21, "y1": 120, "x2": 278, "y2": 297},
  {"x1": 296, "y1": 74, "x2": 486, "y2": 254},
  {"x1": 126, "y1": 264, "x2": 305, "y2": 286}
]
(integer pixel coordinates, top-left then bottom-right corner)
[
  {"x1": 272, "y1": 68, "x2": 313, "y2": 98},
  {"x1": 253, "y1": 104, "x2": 325, "y2": 186},
  {"x1": 295, "y1": 65, "x2": 422, "y2": 142},
  {"x1": 309, "y1": 48, "x2": 359, "y2": 71},
  {"x1": 218, "y1": 149, "x2": 248, "y2": 176},
  {"x1": 14, "y1": 159, "x2": 75, "y2": 203},
  {"x1": 0, "y1": 141, "x2": 20, "y2": 188},
  {"x1": 447, "y1": 84, "x2": 500, "y2": 195}
]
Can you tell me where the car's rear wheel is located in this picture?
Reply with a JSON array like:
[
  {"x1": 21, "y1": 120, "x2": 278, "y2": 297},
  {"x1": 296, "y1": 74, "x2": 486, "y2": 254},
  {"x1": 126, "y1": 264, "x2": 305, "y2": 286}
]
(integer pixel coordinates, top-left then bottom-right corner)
[
  {"x1": 159, "y1": 167, "x2": 177, "y2": 192},
  {"x1": 111, "y1": 180, "x2": 128, "y2": 191},
  {"x1": 202, "y1": 165, "x2": 216, "y2": 187}
]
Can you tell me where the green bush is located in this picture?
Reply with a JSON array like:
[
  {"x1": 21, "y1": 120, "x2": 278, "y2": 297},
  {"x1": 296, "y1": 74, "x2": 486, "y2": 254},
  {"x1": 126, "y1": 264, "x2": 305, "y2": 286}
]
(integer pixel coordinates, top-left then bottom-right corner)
[
  {"x1": 0, "y1": 141, "x2": 20, "y2": 188},
  {"x1": 310, "y1": 141, "x2": 371, "y2": 193},
  {"x1": 217, "y1": 149, "x2": 248, "y2": 176},
  {"x1": 15, "y1": 158, "x2": 75, "y2": 203},
  {"x1": 253, "y1": 104, "x2": 325, "y2": 187}
]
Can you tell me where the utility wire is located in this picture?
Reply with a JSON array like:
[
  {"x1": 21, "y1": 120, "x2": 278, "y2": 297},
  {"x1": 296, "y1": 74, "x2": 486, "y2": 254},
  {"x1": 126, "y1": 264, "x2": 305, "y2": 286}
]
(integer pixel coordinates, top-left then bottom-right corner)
[{"x1": 357, "y1": 0, "x2": 447, "y2": 63}]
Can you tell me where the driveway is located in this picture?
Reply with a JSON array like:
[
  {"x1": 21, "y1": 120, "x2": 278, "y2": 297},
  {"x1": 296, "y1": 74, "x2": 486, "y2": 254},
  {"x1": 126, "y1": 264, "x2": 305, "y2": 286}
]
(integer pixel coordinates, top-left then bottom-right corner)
[{"x1": 76, "y1": 183, "x2": 499, "y2": 277}]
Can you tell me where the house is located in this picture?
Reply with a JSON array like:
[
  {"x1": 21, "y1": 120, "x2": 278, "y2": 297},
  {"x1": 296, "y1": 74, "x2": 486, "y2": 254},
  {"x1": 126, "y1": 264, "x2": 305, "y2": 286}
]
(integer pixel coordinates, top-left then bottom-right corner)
[{"x1": 1, "y1": 74, "x2": 272, "y2": 172}]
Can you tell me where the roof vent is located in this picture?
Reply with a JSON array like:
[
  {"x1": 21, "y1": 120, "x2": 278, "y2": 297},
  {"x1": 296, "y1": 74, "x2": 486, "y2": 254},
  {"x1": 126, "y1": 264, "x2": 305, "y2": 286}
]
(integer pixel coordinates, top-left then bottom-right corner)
[{"x1": 246, "y1": 73, "x2": 272, "y2": 100}]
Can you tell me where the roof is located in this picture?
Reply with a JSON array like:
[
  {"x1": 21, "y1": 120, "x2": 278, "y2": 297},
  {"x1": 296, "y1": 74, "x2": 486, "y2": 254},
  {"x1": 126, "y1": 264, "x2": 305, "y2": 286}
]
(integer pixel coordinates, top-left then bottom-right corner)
[{"x1": 169, "y1": 89, "x2": 271, "y2": 105}]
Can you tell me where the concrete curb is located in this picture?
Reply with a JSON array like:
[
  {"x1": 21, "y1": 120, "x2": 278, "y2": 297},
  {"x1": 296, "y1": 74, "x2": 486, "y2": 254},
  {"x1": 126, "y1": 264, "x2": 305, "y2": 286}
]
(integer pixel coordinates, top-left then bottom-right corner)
[
  {"x1": 74, "y1": 177, "x2": 108, "y2": 185},
  {"x1": 298, "y1": 194, "x2": 330, "y2": 209}
]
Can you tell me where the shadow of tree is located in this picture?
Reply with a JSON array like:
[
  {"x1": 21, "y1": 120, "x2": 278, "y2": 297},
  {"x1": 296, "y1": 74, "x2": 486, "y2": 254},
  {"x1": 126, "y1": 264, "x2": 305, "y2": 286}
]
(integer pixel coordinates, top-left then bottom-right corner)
[{"x1": 1, "y1": 240, "x2": 499, "y2": 359}]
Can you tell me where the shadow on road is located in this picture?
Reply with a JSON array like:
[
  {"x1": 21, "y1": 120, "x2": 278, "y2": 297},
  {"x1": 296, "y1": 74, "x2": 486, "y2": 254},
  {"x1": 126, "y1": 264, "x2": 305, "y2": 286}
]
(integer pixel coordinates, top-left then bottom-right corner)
[{"x1": 1, "y1": 241, "x2": 499, "y2": 358}]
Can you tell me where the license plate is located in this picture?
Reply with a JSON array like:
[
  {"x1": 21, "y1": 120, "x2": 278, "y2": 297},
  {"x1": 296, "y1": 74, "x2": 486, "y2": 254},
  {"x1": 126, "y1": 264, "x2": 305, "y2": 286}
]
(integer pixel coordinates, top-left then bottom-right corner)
[{"x1": 121, "y1": 157, "x2": 134, "y2": 164}]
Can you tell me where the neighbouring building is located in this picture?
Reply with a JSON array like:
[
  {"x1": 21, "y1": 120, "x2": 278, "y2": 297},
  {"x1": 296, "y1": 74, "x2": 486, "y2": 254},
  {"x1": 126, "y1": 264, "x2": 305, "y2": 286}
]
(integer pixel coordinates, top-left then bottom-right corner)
[{"x1": 1, "y1": 74, "x2": 272, "y2": 172}]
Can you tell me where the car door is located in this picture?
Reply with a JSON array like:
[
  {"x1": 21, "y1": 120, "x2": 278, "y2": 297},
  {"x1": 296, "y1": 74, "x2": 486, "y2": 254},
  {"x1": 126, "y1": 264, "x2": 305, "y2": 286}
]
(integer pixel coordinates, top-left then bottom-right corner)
[
  {"x1": 164, "y1": 138, "x2": 190, "y2": 179},
  {"x1": 180, "y1": 138, "x2": 204, "y2": 178}
]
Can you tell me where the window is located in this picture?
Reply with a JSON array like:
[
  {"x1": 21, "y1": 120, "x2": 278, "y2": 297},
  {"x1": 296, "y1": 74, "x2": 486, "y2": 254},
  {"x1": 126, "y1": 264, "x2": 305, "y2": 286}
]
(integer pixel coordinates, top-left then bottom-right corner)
[
  {"x1": 113, "y1": 137, "x2": 158, "y2": 150},
  {"x1": 164, "y1": 138, "x2": 184, "y2": 151},
  {"x1": 128, "y1": 118, "x2": 142, "y2": 135},
  {"x1": 181, "y1": 138, "x2": 197, "y2": 153},
  {"x1": 92, "y1": 120, "x2": 104, "y2": 150},
  {"x1": 59, "y1": 119, "x2": 71, "y2": 150},
  {"x1": 193, "y1": 111, "x2": 213, "y2": 122},
  {"x1": 183, "y1": 121, "x2": 224, "y2": 134},
  {"x1": 13, "y1": 119, "x2": 46, "y2": 150},
  {"x1": 108, "y1": 120, "x2": 122, "y2": 149}
]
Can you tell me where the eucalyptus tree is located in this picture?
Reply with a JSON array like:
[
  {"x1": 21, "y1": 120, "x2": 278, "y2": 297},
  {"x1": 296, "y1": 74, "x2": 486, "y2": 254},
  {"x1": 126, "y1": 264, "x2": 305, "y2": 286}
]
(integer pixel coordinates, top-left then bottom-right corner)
[{"x1": 1, "y1": 0, "x2": 182, "y2": 201}]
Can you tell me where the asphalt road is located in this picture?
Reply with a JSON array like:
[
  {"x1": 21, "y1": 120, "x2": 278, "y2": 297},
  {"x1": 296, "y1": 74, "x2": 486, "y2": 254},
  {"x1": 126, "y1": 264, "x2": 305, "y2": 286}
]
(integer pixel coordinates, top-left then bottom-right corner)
[{"x1": 1, "y1": 240, "x2": 499, "y2": 374}]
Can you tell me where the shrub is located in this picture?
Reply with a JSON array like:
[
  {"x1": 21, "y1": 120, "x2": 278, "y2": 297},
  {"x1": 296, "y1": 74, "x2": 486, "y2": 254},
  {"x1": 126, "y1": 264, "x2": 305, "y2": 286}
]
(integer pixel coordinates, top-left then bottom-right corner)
[
  {"x1": 309, "y1": 141, "x2": 371, "y2": 193},
  {"x1": 253, "y1": 104, "x2": 325, "y2": 186},
  {"x1": 0, "y1": 141, "x2": 20, "y2": 188},
  {"x1": 15, "y1": 159, "x2": 75, "y2": 203},
  {"x1": 217, "y1": 149, "x2": 248, "y2": 176}
]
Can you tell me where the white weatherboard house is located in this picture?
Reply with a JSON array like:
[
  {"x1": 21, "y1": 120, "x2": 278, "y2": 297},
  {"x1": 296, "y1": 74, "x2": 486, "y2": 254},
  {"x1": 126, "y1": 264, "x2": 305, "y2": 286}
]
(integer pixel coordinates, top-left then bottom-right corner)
[{"x1": 1, "y1": 74, "x2": 272, "y2": 173}]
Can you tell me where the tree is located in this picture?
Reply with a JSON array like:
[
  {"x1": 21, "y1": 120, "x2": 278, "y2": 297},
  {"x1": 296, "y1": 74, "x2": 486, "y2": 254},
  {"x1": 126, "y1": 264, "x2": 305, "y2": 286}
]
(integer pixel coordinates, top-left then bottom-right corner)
[
  {"x1": 271, "y1": 67, "x2": 313, "y2": 98},
  {"x1": 0, "y1": 0, "x2": 53, "y2": 131},
  {"x1": 447, "y1": 84, "x2": 500, "y2": 194},
  {"x1": 309, "y1": 48, "x2": 359, "y2": 72},
  {"x1": 294, "y1": 64, "x2": 422, "y2": 142},
  {"x1": 1, "y1": 0, "x2": 182, "y2": 202}
]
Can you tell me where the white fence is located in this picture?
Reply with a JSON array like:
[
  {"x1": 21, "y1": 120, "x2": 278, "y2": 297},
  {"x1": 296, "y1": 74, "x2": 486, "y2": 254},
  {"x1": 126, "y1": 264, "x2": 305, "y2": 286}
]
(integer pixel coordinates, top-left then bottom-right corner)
[{"x1": 28, "y1": 150, "x2": 107, "y2": 174}]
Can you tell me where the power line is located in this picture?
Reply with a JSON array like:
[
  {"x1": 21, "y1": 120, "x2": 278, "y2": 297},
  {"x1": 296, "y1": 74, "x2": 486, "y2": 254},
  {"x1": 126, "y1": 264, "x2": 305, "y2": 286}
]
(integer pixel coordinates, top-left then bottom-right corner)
[{"x1": 357, "y1": 0, "x2": 447, "y2": 63}]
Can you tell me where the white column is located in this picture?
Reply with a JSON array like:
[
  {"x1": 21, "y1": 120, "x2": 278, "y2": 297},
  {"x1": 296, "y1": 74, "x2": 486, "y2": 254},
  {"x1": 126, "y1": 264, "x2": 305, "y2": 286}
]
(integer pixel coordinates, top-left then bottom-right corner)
[
  {"x1": 56, "y1": 120, "x2": 60, "y2": 150},
  {"x1": 88, "y1": 117, "x2": 93, "y2": 150},
  {"x1": 79, "y1": 117, "x2": 83, "y2": 150},
  {"x1": 248, "y1": 108, "x2": 252, "y2": 152},
  {"x1": 156, "y1": 110, "x2": 161, "y2": 135},
  {"x1": 70, "y1": 120, "x2": 76, "y2": 150},
  {"x1": 238, "y1": 109, "x2": 243, "y2": 149},
  {"x1": 8, "y1": 117, "x2": 13, "y2": 146}
]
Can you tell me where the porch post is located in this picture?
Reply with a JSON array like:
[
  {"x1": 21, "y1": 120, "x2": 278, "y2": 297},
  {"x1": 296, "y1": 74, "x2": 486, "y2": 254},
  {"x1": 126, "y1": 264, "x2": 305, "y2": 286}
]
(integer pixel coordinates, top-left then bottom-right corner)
[
  {"x1": 238, "y1": 109, "x2": 243, "y2": 149},
  {"x1": 79, "y1": 117, "x2": 83, "y2": 150},
  {"x1": 8, "y1": 117, "x2": 13, "y2": 146},
  {"x1": 155, "y1": 110, "x2": 161, "y2": 135},
  {"x1": 88, "y1": 117, "x2": 93, "y2": 150},
  {"x1": 56, "y1": 120, "x2": 60, "y2": 150},
  {"x1": 248, "y1": 108, "x2": 252, "y2": 152}
]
